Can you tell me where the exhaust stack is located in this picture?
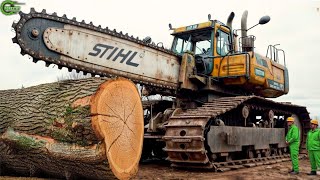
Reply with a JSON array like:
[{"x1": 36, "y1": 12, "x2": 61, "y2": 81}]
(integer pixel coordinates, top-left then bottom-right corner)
[
  {"x1": 241, "y1": 10, "x2": 248, "y2": 38},
  {"x1": 227, "y1": 12, "x2": 235, "y2": 30},
  {"x1": 240, "y1": 10, "x2": 254, "y2": 52},
  {"x1": 226, "y1": 12, "x2": 235, "y2": 52}
]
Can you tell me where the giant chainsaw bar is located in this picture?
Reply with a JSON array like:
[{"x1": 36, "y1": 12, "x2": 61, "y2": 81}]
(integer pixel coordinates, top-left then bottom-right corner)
[{"x1": 12, "y1": 8, "x2": 180, "y2": 91}]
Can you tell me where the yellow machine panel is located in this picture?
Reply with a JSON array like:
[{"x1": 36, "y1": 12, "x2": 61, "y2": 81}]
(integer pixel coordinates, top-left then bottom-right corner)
[{"x1": 211, "y1": 52, "x2": 287, "y2": 98}]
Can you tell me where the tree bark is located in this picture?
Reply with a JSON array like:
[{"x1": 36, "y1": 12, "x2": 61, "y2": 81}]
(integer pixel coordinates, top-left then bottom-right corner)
[{"x1": 0, "y1": 77, "x2": 144, "y2": 180}]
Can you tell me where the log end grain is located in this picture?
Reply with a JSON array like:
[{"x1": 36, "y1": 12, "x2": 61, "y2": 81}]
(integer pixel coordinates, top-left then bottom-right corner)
[{"x1": 91, "y1": 78, "x2": 144, "y2": 179}]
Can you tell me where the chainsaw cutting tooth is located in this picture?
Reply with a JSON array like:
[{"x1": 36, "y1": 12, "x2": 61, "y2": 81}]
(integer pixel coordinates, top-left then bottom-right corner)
[
  {"x1": 11, "y1": 22, "x2": 17, "y2": 29},
  {"x1": 30, "y1": 8, "x2": 36, "y2": 13},
  {"x1": 12, "y1": 37, "x2": 18, "y2": 43},
  {"x1": 45, "y1": 62, "x2": 51, "y2": 67},
  {"x1": 20, "y1": 49, "x2": 26, "y2": 55},
  {"x1": 19, "y1": 11, "x2": 25, "y2": 18},
  {"x1": 32, "y1": 58, "x2": 39, "y2": 63}
]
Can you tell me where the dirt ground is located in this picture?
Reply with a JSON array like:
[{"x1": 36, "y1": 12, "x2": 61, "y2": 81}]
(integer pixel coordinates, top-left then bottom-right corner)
[{"x1": 0, "y1": 158, "x2": 319, "y2": 180}]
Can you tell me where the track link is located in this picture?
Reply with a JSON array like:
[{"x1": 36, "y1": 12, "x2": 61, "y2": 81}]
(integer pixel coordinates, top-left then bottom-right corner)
[
  {"x1": 163, "y1": 95, "x2": 310, "y2": 171},
  {"x1": 163, "y1": 115, "x2": 212, "y2": 168}
]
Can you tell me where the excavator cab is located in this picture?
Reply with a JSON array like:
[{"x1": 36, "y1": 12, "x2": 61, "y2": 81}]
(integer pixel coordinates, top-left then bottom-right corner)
[
  {"x1": 171, "y1": 12, "x2": 289, "y2": 98},
  {"x1": 171, "y1": 22, "x2": 214, "y2": 75}
]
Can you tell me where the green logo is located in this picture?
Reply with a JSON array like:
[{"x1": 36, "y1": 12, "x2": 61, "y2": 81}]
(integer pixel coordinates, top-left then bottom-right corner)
[{"x1": 1, "y1": 0, "x2": 24, "y2": 16}]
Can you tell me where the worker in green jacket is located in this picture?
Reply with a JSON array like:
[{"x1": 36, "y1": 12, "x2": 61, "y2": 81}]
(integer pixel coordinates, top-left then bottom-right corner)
[
  {"x1": 306, "y1": 119, "x2": 320, "y2": 176},
  {"x1": 285, "y1": 116, "x2": 300, "y2": 175}
]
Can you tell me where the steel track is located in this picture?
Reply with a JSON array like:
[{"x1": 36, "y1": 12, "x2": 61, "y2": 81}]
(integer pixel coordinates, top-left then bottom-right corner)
[
  {"x1": 211, "y1": 154, "x2": 306, "y2": 172},
  {"x1": 163, "y1": 95, "x2": 310, "y2": 171}
]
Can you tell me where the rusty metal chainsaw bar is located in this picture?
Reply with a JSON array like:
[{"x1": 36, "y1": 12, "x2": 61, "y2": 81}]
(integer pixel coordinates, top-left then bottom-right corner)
[
  {"x1": 11, "y1": 8, "x2": 178, "y2": 93},
  {"x1": 163, "y1": 95, "x2": 309, "y2": 170}
]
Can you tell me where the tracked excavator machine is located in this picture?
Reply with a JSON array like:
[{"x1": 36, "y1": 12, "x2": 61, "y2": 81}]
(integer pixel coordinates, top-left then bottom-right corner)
[{"x1": 12, "y1": 8, "x2": 310, "y2": 171}]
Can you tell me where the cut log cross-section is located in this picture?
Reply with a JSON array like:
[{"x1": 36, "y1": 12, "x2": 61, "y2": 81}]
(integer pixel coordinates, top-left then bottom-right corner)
[
  {"x1": 0, "y1": 77, "x2": 144, "y2": 180},
  {"x1": 91, "y1": 78, "x2": 144, "y2": 179}
]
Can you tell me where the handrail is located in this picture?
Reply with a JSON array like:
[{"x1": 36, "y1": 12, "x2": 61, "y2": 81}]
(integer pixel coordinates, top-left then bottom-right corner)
[
  {"x1": 266, "y1": 44, "x2": 285, "y2": 66},
  {"x1": 277, "y1": 49, "x2": 286, "y2": 67}
]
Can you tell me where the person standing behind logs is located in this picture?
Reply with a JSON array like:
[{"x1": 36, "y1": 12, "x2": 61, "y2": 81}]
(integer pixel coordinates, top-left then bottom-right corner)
[
  {"x1": 286, "y1": 117, "x2": 300, "y2": 175},
  {"x1": 306, "y1": 119, "x2": 320, "y2": 176}
]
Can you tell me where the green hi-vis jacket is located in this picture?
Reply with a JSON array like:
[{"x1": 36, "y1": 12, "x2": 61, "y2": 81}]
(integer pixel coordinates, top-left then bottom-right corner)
[
  {"x1": 286, "y1": 124, "x2": 300, "y2": 145},
  {"x1": 306, "y1": 129, "x2": 320, "y2": 151}
]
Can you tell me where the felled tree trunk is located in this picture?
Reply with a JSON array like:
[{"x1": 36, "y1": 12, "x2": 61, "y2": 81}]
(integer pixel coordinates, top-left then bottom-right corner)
[{"x1": 0, "y1": 77, "x2": 144, "y2": 180}]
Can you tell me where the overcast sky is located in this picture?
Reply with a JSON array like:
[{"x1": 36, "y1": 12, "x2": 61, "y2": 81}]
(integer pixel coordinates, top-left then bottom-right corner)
[{"x1": 0, "y1": 0, "x2": 319, "y2": 119}]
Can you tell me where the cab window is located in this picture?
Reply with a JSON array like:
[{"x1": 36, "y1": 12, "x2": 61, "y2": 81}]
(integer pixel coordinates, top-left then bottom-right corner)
[
  {"x1": 216, "y1": 30, "x2": 230, "y2": 56},
  {"x1": 195, "y1": 39, "x2": 211, "y2": 55},
  {"x1": 172, "y1": 37, "x2": 193, "y2": 54},
  {"x1": 171, "y1": 28, "x2": 213, "y2": 55}
]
